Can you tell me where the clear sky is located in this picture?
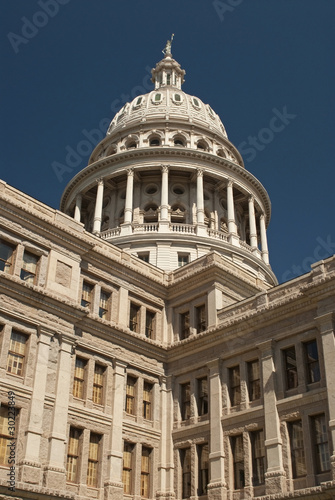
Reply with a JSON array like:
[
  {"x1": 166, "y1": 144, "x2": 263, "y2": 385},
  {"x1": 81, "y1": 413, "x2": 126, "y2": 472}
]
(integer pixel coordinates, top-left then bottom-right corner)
[{"x1": 1, "y1": 0, "x2": 334, "y2": 283}]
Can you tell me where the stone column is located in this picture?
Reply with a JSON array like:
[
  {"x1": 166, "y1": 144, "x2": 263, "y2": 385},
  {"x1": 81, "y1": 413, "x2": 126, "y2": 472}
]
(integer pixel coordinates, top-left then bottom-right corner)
[
  {"x1": 43, "y1": 333, "x2": 75, "y2": 490},
  {"x1": 120, "y1": 168, "x2": 134, "y2": 235},
  {"x1": 104, "y1": 359, "x2": 127, "y2": 500},
  {"x1": 260, "y1": 214, "x2": 269, "y2": 265},
  {"x1": 316, "y1": 312, "x2": 335, "y2": 480},
  {"x1": 227, "y1": 180, "x2": 239, "y2": 246},
  {"x1": 248, "y1": 196, "x2": 258, "y2": 249},
  {"x1": 93, "y1": 179, "x2": 104, "y2": 234},
  {"x1": 19, "y1": 328, "x2": 53, "y2": 485},
  {"x1": 196, "y1": 169, "x2": 207, "y2": 236},
  {"x1": 258, "y1": 340, "x2": 286, "y2": 494},
  {"x1": 157, "y1": 376, "x2": 175, "y2": 500},
  {"x1": 74, "y1": 194, "x2": 82, "y2": 222},
  {"x1": 159, "y1": 165, "x2": 170, "y2": 232},
  {"x1": 207, "y1": 359, "x2": 227, "y2": 500}
]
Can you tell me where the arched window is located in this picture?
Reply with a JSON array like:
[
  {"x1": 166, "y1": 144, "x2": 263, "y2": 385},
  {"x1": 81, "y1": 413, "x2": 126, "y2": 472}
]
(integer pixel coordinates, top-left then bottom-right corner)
[
  {"x1": 149, "y1": 137, "x2": 160, "y2": 147},
  {"x1": 126, "y1": 142, "x2": 137, "y2": 150},
  {"x1": 217, "y1": 149, "x2": 226, "y2": 158},
  {"x1": 144, "y1": 204, "x2": 158, "y2": 222},
  {"x1": 171, "y1": 204, "x2": 186, "y2": 223},
  {"x1": 173, "y1": 136, "x2": 186, "y2": 147},
  {"x1": 197, "y1": 140, "x2": 208, "y2": 151}
]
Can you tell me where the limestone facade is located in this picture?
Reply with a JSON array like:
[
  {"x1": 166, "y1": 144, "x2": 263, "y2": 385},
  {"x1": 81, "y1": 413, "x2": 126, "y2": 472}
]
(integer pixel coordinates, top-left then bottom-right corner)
[{"x1": 0, "y1": 45, "x2": 335, "y2": 500}]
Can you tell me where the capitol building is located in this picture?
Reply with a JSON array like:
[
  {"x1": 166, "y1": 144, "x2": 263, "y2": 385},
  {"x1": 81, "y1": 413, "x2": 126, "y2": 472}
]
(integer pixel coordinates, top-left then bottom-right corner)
[{"x1": 0, "y1": 41, "x2": 335, "y2": 500}]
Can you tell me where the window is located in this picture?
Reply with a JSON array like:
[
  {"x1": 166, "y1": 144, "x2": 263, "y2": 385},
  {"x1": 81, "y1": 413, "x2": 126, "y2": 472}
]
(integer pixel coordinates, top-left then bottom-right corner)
[
  {"x1": 92, "y1": 364, "x2": 104, "y2": 405},
  {"x1": 141, "y1": 447, "x2": 151, "y2": 498},
  {"x1": 229, "y1": 366, "x2": 241, "y2": 407},
  {"x1": 99, "y1": 290, "x2": 110, "y2": 319},
  {"x1": 154, "y1": 93, "x2": 162, "y2": 102},
  {"x1": 0, "y1": 406, "x2": 12, "y2": 465},
  {"x1": 180, "y1": 448, "x2": 191, "y2": 498},
  {"x1": 66, "y1": 427, "x2": 81, "y2": 483},
  {"x1": 145, "y1": 310, "x2": 156, "y2": 339},
  {"x1": 311, "y1": 414, "x2": 330, "y2": 473},
  {"x1": 134, "y1": 96, "x2": 143, "y2": 106},
  {"x1": 125, "y1": 376, "x2": 136, "y2": 415},
  {"x1": 288, "y1": 420, "x2": 306, "y2": 478},
  {"x1": 232, "y1": 434, "x2": 245, "y2": 489},
  {"x1": 150, "y1": 138, "x2": 160, "y2": 146},
  {"x1": 174, "y1": 93, "x2": 182, "y2": 102},
  {"x1": 81, "y1": 281, "x2": 93, "y2": 308},
  {"x1": 178, "y1": 253, "x2": 189, "y2": 267},
  {"x1": 192, "y1": 97, "x2": 200, "y2": 108},
  {"x1": 198, "y1": 443, "x2": 209, "y2": 495},
  {"x1": 247, "y1": 360, "x2": 261, "y2": 401},
  {"x1": 174, "y1": 138, "x2": 185, "y2": 146},
  {"x1": 143, "y1": 382, "x2": 153, "y2": 420},
  {"x1": 6, "y1": 330, "x2": 27, "y2": 377},
  {"x1": 180, "y1": 311, "x2": 190, "y2": 340},
  {"x1": 20, "y1": 251, "x2": 38, "y2": 284},
  {"x1": 127, "y1": 142, "x2": 137, "y2": 149},
  {"x1": 138, "y1": 252, "x2": 150, "y2": 263},
  {"x1": 181, "y1": 382, "x2": 191, "y2": 421},
  {"x1": 123, "y1": 442, "x2": 134, "y2": 494},
  {"x1": 283, "y1": 346, "x2": 298, "y2": 390},
  {"x1": 197, "y1": 378, "x2": 208, "y2": 416},
  {"x1": 196, "y1": 305, "x2": 206, "y2": 333},
  {"x1": 166, "y1": 73, "x2": 171, "y2": 85},
  {"x1": 304, "y1": 340, "x2": 320, "y2": 384},
  {"x1": 129, "y1": 303, "x2": 140, "y2": 333},
  {"x1": 0, "y1": 240, "x2": 15, "y2": 274},
  {"x1": 251, "y1": 430, "x2": 265, "y2": 485},
  {"x1": 87, "y1": 433, "x2": 100, "y2": 487},
  {"x1": 73, "y1": 357, "x2": 86, "y2": 399}
]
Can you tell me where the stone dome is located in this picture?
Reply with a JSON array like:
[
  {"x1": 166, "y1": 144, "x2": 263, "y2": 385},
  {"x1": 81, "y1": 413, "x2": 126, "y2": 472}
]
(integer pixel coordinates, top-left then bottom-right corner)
[{"x1": 60, "y1": 42, "x2": 276, "y2": 286}]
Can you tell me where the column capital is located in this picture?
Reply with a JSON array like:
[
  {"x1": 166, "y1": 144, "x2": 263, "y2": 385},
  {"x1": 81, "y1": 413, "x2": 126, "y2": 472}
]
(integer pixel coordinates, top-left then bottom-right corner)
[
  {"x1": 161, "y1": 165, "x2": 169, "y2": 173},
  {"x1": 197, "y1": 168, "x2": 204, "y2": 177},
  {"x1": 126, "y1": 167, "x2": 134, "y2": 177},
  {"x1": 260, "y1": 213, "x2": 266, "y2": 221},
  {"x1": 227, "y1": 178, "x2": 234, "y2": 187},
  {"x1": 96, "y1": 177, "x2": 104, "y2": 186},
  {"x1": 248, "y1": 195, "x2": 255, "y2": 203}
]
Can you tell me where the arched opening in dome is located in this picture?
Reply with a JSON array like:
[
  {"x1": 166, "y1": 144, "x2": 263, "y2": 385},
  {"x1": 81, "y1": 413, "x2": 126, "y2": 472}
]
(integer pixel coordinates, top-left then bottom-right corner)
[
  {"x1": 126, "y1": 142, "x2": 137, "y2": 150},
  {"x1": 217, "y1": 148, "x2": 226, "y2": 158},
  {"x1": 149, "y1": 137, "x2": 161, "y2": 147},
  {"x1": 144, "y1": 204, "x2": 158, "y2": 222},
  {"x1": 197, "y1": 140, "x2": 209, "y2": 151},
  {"x1": 173, "y1": 135, "x2": 186, "y2": 147},
  {"x1": 171, "y1": 204, "x2": 186, "y2": 223}
]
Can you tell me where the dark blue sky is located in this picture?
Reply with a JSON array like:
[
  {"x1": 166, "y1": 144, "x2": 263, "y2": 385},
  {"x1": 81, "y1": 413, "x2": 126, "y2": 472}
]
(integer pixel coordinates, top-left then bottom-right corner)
[{"x1": 1, "y1": 1, "x2": 334, "y2": 283}]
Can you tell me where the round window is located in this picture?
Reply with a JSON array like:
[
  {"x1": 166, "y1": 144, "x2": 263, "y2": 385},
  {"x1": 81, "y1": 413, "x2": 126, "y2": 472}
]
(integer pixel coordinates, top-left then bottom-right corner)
[
  {"x1": 145, "y1": 184, "x2": 158, "y2": 195},
  {"x1": 173, "y1": 185, "x2": 185, "y2": 195}
]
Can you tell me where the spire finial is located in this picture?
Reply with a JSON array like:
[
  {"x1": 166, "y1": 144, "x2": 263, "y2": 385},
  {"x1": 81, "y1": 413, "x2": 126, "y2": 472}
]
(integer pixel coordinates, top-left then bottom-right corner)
[{"x1": 162, "y1": 34, "x2": 174, "y2": 57}]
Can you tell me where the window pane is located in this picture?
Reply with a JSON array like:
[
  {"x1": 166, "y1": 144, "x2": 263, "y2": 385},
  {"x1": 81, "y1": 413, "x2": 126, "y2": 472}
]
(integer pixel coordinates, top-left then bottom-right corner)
[
  {"x1": 284, "y1": 347, "x2": 298, "y2": 389},
  {"x1": 229, "y1": 366, "x2": 241, "y2": 406},
  {"x1": 0, "y1": 406, "x2": 11, "y2": 465},
  {"x1": 251, "y1": 430, "x2": 265, "y2": 485},
  {"x1": 180, "y1": 311, "x2": 190, "y2": 339},
  {"x1": 126, "y1": 376, "x2": 136, "y2": 414},
  {"x1": 198, "y1": 378, "x2": 208, "y2": 416},
  {"x1": 181, "y1": 448, "x2": 191, "y2": 498},
  {"x1": 145, "y1": 311, "x2": 155, "y2": 338},
  {"x1": 20, "y1": 252, "x2": 38, "y2": 283},
  {"x1": 93, "y1": 364, "x2": 104, "y2": 405},
  {"x1": 7, "y1": 331, "x2": 27, "y2": 376},
  {"x1": 312, "y1": 414, "x2": 330, "y2": 473},
  {"x1": 67, "y1": 428, "x2": 81, "y2": 483},
  {"x1": 198, "y1": 443, "x2": 209, "y2": 495},
  {"x1": 248, "y1": 360, "x2": 261, "y2": 401},
  {"x1": 81, "y1": 282, "x2": 93, "y2": 307},
  {"x1": 304, "y1": 340, "x2": 320, "y2": 384},
  {"x1": 73, "y1": 357, "x2": 86, "y2": 399},
  {"x1": 289, "y1": 420, "x2": 306, "y2": 478},
  {"x1": 232, "y1": 435, "x2": 244, "y2": 489},
  {"x1": 99, "y1": 290, "x2": 110, "y2": 319},
  {"x1": 181, "y1": 383, "x2": 191, "y2": 420},
  {"x1": 196, "y1": 305, "x2": 206, "y2": 333},
  {"x1": 0, "y1": 240, "x2": 14, "y2": 273}
]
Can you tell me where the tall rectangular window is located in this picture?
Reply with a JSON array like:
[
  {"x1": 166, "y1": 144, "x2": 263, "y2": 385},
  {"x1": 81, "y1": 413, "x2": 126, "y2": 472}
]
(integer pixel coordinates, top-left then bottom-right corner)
[
  {"x1": 232, "y1": 434, "x2": 245, "y2": 489},
  {"x1": 99, "y1": 290, "x2": 110, "y2": 319},
  {"x1": 197, "y1": 377, "x2": 208, "y2": 416},
  {"x1": 198, "y1": 443, "x2": 209, "y2": 496},
  {"x1": 6, "y1": 330, "x2": 27, "y2": 377},
  {"x1": 247, "y1": 360, "x2": 261, "y2": 401},
  {"x1": 92, "y1": 364, "x2": 104, "y2": 405},
  {"x1": 180, "y1": 311, "x2": 190, "y2": 339},
  {"x1": 145, "y1": 310, "x2": 156, "y2": 339},
  {"x1": 87, "y1": 433, "x2": 100, "y2": 487},
  {"x1": 304, "y1": 340, "x2": 320, "y2": 384},
  {"x1": 0, "y1": 406, "x2": 11, "y2": 465},
  {"x1": 229, "y1": 366, "x2": 241, "y2": 407},
  {"x1": 125, "y1": 376, "x2": 136, "y2": 415},
  {"x1": 123, "y1": 442, "x2": 134, "y2": 494},
  {"x1": 0, "y1": 240, "x2": 15, "y2": 274},
  {"x1": 180, "y1": 448, "x2": 191, "y2": 498},
  {"x1": 178, "y1": 253, "x2": 189, "y2": 267},
  {"x1": 289, "y1": 420, "x2": 306, "y2": 478},
  {"x1": 251, "y1": 429, "x2": 265, "y2": 485},
  {"x1": 143, "y1": 382, "x2": 153, "y2": 420},
  {"x1": 181, "y1": 382, "x2": 191, "y2": 421},
  {"x1": 81, "y1": 281, "x2": 93, "y2": 308},
  {"x1": 20, "y1": 251, "x2": 38, "y2": 284},
  {"x1": 283, "y1": 346, "x2": 298, "y2": 389},
  {"x1": 129, "y1": 303, "x2": 140, "y2": 333},
  {"x1": 73, "y1": 357, "x2": 86, "y2": 399},
  {"x1": 141, "y1": 447, "x2": 151, "y2": 498},
  {"x1": 312, "y1": 414, "x2": 330, "y2": 473},
  {"x1": 66, "y1": 427, "x2": 81, "y2": 483},
  {"x1": 196, "y1": 305, "x2": 206, "y2": 333}
]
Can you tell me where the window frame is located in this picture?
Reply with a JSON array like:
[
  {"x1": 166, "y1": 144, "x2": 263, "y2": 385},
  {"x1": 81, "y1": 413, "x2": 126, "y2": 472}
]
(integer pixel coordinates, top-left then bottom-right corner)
[
  {"x1": 251, "y1": 429, "x2": 266, "y2": 486},
  {"x1": 129, "y1": 302, "x2": 141, "y2": 333},
  {"x1": 0, "y1": 239, "x2": 15, "y2": 274},
  {"x1": 141, "y1": 446, "x2": 152, "y2": 498},
  {"x1": 20, "y1": 250, "x2": 39, "y2": 284},
  {"x1": 98, "y1": 289, "x2": 110, "y2": 320},
  {"x1": 0, "y1": 405, "x2": 14, "y2": 466},
  {"x1": 73, "y1": 356, "x2": 87, "y2": 399},
  {"x1": 6, "y1": 330, "x2": 28, "y2": 378},
  {"x1": 311, "y1": 413, "x2": 331, "y2": 474},
  {"x1": 181, "y1": 382, "x2": 191, "y2": 421},
  {"x1": 145, "y1": 310, "x2": 156, "y2": 339},
  {"x1": 125, "y1": 375, "x2": 137, "y2": 415},
  {"x1": 87, "y1": 432, "x2": 101, "y2": 488},
  {"x1": 143, "y1": 381, "x2": 153, "y2": 420},
  {"x1": 288, "y1": 420, "x2": 307, "y2": 478},
  {"x1": 66, "y1": 427, "x2": 82, "y2": 483},
  {"x1": 232, "y1": 434, "x2": 245, "y2": 490},
  {"x1": 180, "y1": 447, "x2": 191, "y2": 499},
  {"x1": 81, "y1": 281, "x2": 94, "y2": 308},
  {"x1": 196, "y1": 304, "x2": 206, "y2": 334},
  {"x1": 283, "y1": 346, "x2": 298, "y2": 390},
  {"x1": 197, "y1": 377, "x2": 208, "y2": 417},
  {"x1": 303, "y1": 339, "x2": 320, "y2": 384},
  {"x1": 247, "y1": 359, "x2": 261, "y2": 402},
  {"x1": 180, "y1": 311, "x2": 190, "y2": 340},
  {"x1": 123, "y1": 442, "x2": 134, "y2": 494},
  {"x1": 92, "y1": 363, "x2": 105, "y2": 405},
  {"x1": 198, "y1": 443, "x2": 209, "y2": 496},
  {"x1": 229, "y1": 365, "x2": 241, "y2": 407}
]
